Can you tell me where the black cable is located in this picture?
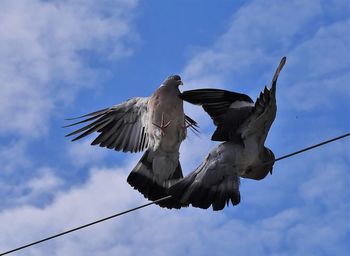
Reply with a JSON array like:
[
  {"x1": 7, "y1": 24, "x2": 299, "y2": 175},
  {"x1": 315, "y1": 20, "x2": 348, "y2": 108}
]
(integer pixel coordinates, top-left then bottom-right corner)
[
  {"x1": 275, "y1": 133, "x2": 349, "y2": 162},
  {"x1": 0, "y1": 197, "x2": 171, "y2": 256},
  {"x1": 1, "y1": 132, "x2": 349, "y2": 256}
]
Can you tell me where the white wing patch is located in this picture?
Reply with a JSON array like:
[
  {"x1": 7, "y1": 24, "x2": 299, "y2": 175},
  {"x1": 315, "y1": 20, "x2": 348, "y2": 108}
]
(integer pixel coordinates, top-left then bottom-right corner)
[{"x1": 229, "y1": 100, "x2": 255, "y2": 108}]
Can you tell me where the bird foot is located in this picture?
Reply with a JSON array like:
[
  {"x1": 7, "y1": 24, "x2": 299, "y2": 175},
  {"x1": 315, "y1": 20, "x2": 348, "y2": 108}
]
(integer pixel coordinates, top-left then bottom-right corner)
[{"x1": 153, "y1": 113, "x2": 171, "y2": 136}]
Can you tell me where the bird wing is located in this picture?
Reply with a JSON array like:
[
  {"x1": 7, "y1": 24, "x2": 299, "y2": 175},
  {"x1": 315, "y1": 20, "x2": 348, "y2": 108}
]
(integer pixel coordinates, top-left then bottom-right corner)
[
  {"x1": 180, "y1": 88, "x2": 253, "y2": 122},
  {"x1": 65, "y1": 97, "x2": 150, "y2": 153},
  {"x1": 238, "y1": 57, "x2": 286, "y2": 146},
  {"x1": 180, "y1": 88, "x2": 254, "y2": 142},
  {"x1": 167, "y1": 144, "x2": 241, "y2": 211}
]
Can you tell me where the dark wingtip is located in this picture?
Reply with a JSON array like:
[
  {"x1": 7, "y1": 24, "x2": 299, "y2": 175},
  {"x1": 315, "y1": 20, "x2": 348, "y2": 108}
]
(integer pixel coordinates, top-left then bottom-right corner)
[
  {"x1": 62, "y1": 123, "x2": 78, "y2": 128},
  {"x1": 168, "y1": 174, "x2": 241, "y2": 211},
  {"x1": 64, "y1": 108, "x2": 110, "y2": 121},
  {"x1": 64, "y1": 117, "x2": 81, "y2": 121},
  {"x1": 127, "y1": 172, "x2": 184, "y2": 209},
  {"x1": 281, "y1": 56, "x2": 287, "y2": 65},
  {"x1": 271, "y1": 56, "x2": 287, "y2": 87},
  {"x1": 64, "y1": 114, "x2": 92, "y2": 121}
]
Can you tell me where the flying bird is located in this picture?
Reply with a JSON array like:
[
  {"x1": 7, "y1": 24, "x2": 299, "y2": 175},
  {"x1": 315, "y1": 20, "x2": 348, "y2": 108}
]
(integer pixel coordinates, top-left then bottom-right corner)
[
  {"x1": 65, "y1": 75, "x2": 198, "y2": 208},
  {"x1": 168, "y1": 57, "x2": 286, "y2": 211}
]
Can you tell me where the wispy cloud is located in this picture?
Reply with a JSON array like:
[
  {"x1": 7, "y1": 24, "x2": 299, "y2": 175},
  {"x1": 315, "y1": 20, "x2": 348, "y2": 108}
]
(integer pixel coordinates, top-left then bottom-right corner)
[
  {"x1": 0, "y1": 0, "x2": 349, "y2": 255},
  {"x1": 0, "y1": 143, "x2": 349, "y2": 255},
  {"x1": 0, "y1": 0, "x2": 140, "y2": 206},
  {"x1": 0, "y1": 0, "x2": 138, "y2": 137},
  {"x1": 282, "y1": 19, "x2": 350, "y2": 110},
  {"x1": 66, "y1": 140, "x2": 108, "y2": 168},
  {"x1": 183, "y1": 0, "x2": 349, "y2": 96}
]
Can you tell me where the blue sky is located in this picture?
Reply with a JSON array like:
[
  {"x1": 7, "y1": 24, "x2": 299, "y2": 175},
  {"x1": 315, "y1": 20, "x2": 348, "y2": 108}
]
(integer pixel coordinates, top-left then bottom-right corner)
[{"x1": 0, "y1": 0, "x2": 349, "y2": 255}]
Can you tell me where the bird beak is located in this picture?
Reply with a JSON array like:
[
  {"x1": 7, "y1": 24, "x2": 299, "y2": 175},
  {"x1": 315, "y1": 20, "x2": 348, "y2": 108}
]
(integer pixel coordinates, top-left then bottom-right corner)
[{"x1": 179, "y1": 81, "x2": 184, "y2": 86}]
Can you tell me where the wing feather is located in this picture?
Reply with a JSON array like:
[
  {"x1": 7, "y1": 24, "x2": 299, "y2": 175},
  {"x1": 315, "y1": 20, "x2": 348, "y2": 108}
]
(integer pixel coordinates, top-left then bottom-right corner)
[
  {"x1": 180, "y1": 89, "x2": 253, "y2": 142},
  {"x1": 65, "y1": 108, "x2": 109, "y2": 120},
  {"x1": 71, "y1": 119, "x2": 114, "y2": 141},
  {"x1": 120, "y1": 124, "x2": 134, "y2": 152},
  {"x1": 112, "y1": 125, "x2": 130, "y2": 151},
  {"x1": 185, "y1": 115, "x2": 200, "y2": 134},
  {"x1": 180, "y1": 89, "x2": 253, "y2": 123},
  {"x1": 168, "y1": 145, "x2": 240, "y2": 211},
  {"x1": 65, "y1": 97, "x2": 150, "y2": 153},
  {"x1": 238, "y1": 57, "x2": 286, "y2": 146},
  {"x1": 128, "y1": 121, "x2": 141, "y2": 152}
]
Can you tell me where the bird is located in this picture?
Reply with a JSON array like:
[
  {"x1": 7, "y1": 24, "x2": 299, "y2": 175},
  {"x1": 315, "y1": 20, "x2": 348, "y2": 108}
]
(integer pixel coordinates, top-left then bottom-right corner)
[
  {"x1": 65, "y1": 75, "x2": 198, "y2": 208},
  {"x1": 167, "y1": 57, "x2": 286, "y2": 211}
]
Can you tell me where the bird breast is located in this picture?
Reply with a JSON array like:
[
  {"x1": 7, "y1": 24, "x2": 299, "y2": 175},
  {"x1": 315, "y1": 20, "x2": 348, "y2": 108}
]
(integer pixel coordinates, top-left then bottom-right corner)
[
  {"x1": 148, "y1": 86, "x2": 186, "y2": 151},
  {"x1": 217, "y1": 142, "x2": 260, "y2": 176}
]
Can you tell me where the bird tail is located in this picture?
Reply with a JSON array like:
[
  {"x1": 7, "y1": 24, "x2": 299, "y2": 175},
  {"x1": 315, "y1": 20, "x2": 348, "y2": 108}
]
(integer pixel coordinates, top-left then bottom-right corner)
[
  {"x1": 127, "y1": 150, "x2": 184, "y2": 209},
  {"x1": 167, "y1": 171, "x2": 241, "y2": 211}
]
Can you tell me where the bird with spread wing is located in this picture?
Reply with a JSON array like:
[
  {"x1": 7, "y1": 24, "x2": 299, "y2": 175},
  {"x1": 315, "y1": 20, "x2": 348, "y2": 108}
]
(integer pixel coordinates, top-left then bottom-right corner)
[
  {"x1": 168, "y1": 57, "x2": 286, "y2": 210},
  {"x1": 65, "y1": 75, "x2": 198, "y2": 208}
]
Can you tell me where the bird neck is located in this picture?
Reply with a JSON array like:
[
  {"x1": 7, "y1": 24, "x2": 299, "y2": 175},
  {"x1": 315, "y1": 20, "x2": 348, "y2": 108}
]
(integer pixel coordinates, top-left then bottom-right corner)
[
  {"x1": 260, "y1": 147, "x2": 275, "y2": 163},
  {"x1": 159, "y1": 83, "x2": 180, "y2": 92}
]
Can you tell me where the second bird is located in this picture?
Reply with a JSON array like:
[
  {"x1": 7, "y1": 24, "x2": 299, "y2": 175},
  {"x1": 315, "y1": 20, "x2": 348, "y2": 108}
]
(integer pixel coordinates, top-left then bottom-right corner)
[{"x1": 168, "y1": 57, "x2": 286, "y2": 211}]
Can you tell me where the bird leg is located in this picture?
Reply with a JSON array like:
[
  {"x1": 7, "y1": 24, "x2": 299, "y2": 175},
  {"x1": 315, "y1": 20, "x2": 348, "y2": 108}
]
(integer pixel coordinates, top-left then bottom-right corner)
[{"x1": 153, "y1": 112, "x2": 171, "y2": 136}]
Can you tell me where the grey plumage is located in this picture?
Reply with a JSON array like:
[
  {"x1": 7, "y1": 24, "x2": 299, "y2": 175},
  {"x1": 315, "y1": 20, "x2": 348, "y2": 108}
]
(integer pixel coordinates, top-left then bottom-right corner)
[
  {"x1": 180, "y1": 89, "x2": 254, "y2": 143},
  {"x1": 65, "y1": 97, "x2": 150, "y2": 152},
  {"x1": 168, "y1": 57, "x2": 286, "y2": 211},
  {"x1": 65, "y1": 75, "x2": 198, "y2": 208}
]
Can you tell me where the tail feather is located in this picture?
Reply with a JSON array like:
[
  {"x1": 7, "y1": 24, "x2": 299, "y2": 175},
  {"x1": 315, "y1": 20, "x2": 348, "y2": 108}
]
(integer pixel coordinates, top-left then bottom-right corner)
[
  {"x1": 168, "y1": 173, "x2": 241, "y2": 211},
  {"x1": 127, "y1": 151, "x2": 184, "y2": 209}
]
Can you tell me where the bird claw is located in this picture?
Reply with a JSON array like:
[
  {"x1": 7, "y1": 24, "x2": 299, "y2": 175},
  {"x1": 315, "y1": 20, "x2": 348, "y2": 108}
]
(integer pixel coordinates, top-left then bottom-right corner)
[{"x1": 153, "y1": 113, "x2": 171, "y2": 136}]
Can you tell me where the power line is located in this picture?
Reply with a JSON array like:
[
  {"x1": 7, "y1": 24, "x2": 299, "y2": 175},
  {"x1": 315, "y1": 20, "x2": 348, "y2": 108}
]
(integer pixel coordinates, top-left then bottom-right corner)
[
  {"x1": 1, "y1": 132, "x2": 349, "y2": 256},
  {"x1": 275, "y1": 133, "x2": 350, "y2": 162},
  {"x1": 0, "y1": 196, "x2": 172, "y2": 256}
]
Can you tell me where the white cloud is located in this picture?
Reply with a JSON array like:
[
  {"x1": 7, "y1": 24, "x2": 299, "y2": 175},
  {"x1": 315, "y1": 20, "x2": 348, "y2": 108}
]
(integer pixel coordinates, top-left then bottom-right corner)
[
  {"x1": 12, "y1": 167, "x2": 64, "y2": 206},
  {"x1": 281, "y1": 19, "x2": 350, "y2": 110},
  {"x1": 66, "y1": 140, "x2": 108, "y2": 167},
  {"x1": 183, "y1": 0, "x2": 324, "y2": 80},
  {"x1": 182, "y1": 0, "x2": 349, "y2": 104},
  {"x1": 0, "y1": 140, "x2": 30, "y2": 174},
  {"x1": 26, "y1": 167, "x2": 64, "y2": 193},
  {"x1": 1, "y1": 0, "x2": 349, "y2": 255},
  {"x1": 0, "y1": 144, "x2": 349, "y2": 256},
  {"x1": 180, "y1": 132, "x2": 217, "y2": 173},
  {"x1": 0, "y1": 0, "x2": 138, "y2": 137}
]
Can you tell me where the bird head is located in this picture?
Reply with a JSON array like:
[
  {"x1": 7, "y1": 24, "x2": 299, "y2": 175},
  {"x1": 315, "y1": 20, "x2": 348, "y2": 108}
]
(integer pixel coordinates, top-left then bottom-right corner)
[
  {"x1": 241, "y1": 148, "x2": 275, "y2": 180},
  {"x1": 163, "y1": 75, "x2": 183, "y2": 86},
  {"x1": 258, "y1": 148, "x2": 276, "y2": 178}
]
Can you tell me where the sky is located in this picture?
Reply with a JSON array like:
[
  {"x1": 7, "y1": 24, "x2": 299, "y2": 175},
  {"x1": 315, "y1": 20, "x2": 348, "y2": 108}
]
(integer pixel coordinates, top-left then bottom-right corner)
[{"x1": 0, "y1": 0, "x2": 349, "y2": 255}]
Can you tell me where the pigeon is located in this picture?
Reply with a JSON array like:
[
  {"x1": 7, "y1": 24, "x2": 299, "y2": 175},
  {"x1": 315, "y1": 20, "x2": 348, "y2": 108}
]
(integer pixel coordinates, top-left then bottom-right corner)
[
  {"x1": 65, "y1": 75, "x2": 198, "y2": 208},
  {"x1": 168, "y1": 57, "x2": 286, "y2": 211}
]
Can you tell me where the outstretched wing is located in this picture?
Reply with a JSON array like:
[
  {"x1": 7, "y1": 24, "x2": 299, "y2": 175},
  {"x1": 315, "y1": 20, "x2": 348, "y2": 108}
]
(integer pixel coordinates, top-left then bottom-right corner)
[
  {"x1": 180, "y1": 89, "x2": 254, "y2": 142},
  {"x1": 167, "y1": 144, "x2": 241, "y2": 211},
  {"x1": 238, "y1": 57, "x2": 286, "y2": 146},
  {"x1": 180, "y1": 88, "x2": 253, "y2": 123},
  {"x1": 65, "y1": 97, "x2": 150, "y2": 153}
]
